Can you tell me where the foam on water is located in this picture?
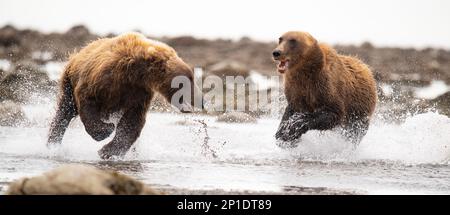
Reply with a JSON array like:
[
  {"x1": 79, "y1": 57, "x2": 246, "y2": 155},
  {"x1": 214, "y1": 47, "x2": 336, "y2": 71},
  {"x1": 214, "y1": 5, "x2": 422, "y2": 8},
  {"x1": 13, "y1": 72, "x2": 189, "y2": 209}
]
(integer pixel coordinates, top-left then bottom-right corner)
[
  {"x1": 414, "y1": 80, "x2": 450, "y2": 99},
  {"x1": 0, "y1": 59, "x2": 12, "y2": 71},
  {"x1": 1, "y1": 100, "x2": 450, "y2": 194},
  {"x1": 1, "y1": 102, "x2": 449, "y2": 166},
  {"x1": 42, "y1": 61, "x2": 65, "y2": 81}
]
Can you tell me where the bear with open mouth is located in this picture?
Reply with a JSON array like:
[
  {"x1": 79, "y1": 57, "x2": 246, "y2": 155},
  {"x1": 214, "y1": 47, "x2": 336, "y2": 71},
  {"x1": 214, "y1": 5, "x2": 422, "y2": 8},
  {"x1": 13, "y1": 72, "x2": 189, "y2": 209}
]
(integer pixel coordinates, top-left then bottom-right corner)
[{"x1": 273, "y1": 31, "x2": 377, "y2": 146}]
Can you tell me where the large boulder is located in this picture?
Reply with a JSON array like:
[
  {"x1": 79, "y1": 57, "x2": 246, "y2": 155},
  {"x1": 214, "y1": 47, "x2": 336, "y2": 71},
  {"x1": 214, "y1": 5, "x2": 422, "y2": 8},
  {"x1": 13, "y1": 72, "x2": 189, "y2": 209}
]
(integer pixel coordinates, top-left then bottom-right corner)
[
  {"x1": 0, "y1": 60, "x2": 56, "y2": 103},
  {"x1": 6, "y1": 164, "x2": 160, "y2": 195},
  {"x1": 63, "y1": 25, "x2": 97, "y2": 48},
  {"x1": 166, "y1": 36, "x2": 208, "y2": 47},
  {"x1": 431, "y1": 92, "x2": 450, "y2": 116},
  {"x1": 0, "y1": 25, "x2": 20, "y2": 47},
  {"x1": 0, "y1": 100, "x2": 27, "y2": 126},
  {"x1": 66, "y1": 25, "x2": 91, "y2": 38},
  {"x1": 207, "y1": 61, "x2": 251, "y2": 79}
]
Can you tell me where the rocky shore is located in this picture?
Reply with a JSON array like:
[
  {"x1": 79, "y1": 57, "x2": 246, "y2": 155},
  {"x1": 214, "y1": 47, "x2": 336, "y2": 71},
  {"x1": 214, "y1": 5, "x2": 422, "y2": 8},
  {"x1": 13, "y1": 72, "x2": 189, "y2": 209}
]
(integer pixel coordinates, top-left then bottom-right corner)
[{"x1": 0, "y1": 25, "x2": 449, "y2": 124}]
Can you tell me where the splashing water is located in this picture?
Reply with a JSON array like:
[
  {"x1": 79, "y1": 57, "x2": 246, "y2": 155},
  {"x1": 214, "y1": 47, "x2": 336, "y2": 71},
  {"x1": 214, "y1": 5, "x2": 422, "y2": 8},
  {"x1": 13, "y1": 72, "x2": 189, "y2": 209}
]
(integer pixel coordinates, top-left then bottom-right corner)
[
  {"x1": 0, "y1": 98, "x2": 449, "y2": 194},
  {"x1": 193, "y1": 119, "x2": 218, "y2": 159}
]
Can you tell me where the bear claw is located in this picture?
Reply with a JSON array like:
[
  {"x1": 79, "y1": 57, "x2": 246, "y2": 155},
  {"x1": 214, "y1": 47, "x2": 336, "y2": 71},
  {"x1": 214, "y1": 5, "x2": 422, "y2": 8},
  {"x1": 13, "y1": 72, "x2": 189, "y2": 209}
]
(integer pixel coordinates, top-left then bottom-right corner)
[{"x1": 98, "y1": 143, "x2": 125, "y2": 160}]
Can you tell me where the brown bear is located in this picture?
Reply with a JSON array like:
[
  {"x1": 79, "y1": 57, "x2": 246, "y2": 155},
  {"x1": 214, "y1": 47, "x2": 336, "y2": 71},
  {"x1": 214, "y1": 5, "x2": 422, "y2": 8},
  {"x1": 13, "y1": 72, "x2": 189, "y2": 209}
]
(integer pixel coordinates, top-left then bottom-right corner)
[
  {"x1": 47, "y1": 32, "x2": 203, "y2": 159},
  {"x1": 272, "y1": 31, "x2": 377, "y2": 146}
]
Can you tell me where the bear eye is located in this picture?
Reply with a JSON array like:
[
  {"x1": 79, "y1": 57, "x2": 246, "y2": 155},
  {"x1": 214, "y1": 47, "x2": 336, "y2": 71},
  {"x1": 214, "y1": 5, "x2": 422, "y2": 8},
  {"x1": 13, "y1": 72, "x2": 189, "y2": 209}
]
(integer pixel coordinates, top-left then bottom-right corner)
[
  {"x1": 278, "y1": 37, "x2": 283, "y2": 44},
  {"x1": 288, "y1": 39, "x2": 296, "y2": 44}
]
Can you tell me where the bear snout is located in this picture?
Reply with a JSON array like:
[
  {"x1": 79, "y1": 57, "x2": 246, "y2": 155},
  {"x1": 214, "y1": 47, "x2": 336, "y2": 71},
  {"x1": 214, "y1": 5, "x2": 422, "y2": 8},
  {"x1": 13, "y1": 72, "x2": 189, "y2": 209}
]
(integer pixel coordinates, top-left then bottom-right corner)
[{"x1": 272, "y1": 50, "x2": 281, "y2": 58}]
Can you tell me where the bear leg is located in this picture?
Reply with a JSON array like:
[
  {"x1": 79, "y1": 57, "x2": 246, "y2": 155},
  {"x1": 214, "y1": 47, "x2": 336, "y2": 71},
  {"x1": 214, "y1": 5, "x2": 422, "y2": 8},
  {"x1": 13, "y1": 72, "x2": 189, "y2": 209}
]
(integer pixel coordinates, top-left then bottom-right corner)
[
  {"x1": 47, "y1": 76, "x2": 78, "y2": 145},
  {"x1": 275, "y1": 112, "x2": 310, "y2": 146},
  {"x1": 98, "y1": 106, "x2": 146, "y2": 159},
  {"x1": 276, "y1": 107, "x2": 342, "y2": 144},
  {"x1": 275, "y1": 104, "x2": 295, "y2": 140},
  {"x1": 79, "y1": 99, "x2": 115, "y2": 141}
]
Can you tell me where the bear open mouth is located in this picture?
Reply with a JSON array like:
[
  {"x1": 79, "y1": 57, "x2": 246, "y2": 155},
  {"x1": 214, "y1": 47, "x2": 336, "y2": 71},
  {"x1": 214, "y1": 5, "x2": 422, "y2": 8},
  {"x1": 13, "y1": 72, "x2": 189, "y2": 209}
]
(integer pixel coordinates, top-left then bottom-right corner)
[{"x1": 277, "y1": 60, "x2": 289, "y2": 73}]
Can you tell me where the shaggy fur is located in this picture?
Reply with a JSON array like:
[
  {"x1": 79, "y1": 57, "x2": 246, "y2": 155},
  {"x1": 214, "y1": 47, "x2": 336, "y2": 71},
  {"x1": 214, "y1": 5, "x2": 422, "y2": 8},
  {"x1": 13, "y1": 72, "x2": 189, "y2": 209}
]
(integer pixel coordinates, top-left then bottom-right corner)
[
  {"x1": 273, "y1": 31, "x2": 377, "y2": 145},
  {"x1": 48, "y1": 33, "x2": 202, "y2": 159}
]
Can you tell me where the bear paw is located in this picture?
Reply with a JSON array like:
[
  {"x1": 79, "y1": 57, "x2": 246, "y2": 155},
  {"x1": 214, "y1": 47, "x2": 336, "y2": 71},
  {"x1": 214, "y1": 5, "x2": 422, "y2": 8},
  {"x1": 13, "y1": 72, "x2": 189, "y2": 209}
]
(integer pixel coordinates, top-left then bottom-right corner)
[
  {"x1": 275, "y1": 114, "x2": 309, "y2": 144},
  {"x1": 98, "y1": 142, "x2": 128, "y2": 160},
  {"x1": 98, "y1": 146, "x2": 119, "y2": 160}
]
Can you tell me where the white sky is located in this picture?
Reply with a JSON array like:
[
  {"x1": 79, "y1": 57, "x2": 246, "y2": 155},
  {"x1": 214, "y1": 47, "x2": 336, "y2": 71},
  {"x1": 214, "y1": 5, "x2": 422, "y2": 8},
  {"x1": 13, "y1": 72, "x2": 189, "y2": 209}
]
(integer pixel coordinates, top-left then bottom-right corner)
[{"x1": 1, "y1": 0, "x2": 450, "y2": 48}]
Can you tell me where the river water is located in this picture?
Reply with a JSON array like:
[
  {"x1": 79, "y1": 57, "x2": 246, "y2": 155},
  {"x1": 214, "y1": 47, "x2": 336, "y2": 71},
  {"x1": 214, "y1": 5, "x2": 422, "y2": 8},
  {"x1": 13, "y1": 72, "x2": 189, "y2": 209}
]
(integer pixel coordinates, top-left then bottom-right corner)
[{"x1": 0, "y1": 101, "x2": 449, "y2": 194}]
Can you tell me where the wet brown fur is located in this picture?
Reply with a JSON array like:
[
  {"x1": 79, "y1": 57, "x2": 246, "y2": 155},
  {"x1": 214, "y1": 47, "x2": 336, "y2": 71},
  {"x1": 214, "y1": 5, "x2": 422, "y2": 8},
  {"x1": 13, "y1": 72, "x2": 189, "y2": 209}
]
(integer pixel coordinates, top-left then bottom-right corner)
[
  {"x1": 48, "y1": 33, "x2": 196, "y2": 159},
  {"x1": 274, "y1": 31, "x2": 377, "y2": 144}
]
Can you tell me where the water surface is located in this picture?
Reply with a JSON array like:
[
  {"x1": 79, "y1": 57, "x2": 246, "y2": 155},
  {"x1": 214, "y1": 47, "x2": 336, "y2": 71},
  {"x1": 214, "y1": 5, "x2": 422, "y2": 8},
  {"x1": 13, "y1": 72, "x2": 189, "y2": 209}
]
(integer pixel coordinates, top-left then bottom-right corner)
[{"x1": 1, "y1": 103, "x2": 449, "y2": 194}]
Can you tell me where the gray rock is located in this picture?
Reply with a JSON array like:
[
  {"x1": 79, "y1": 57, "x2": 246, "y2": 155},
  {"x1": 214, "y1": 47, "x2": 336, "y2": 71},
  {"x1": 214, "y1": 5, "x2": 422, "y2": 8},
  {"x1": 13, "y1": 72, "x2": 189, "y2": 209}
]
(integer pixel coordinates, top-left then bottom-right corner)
[
  {"x1": 216, "y1": 111, "x2": 257, "y2": 123},
  {"x1": 0, "y1": 60, "x2": 56, "y2": 103},
  {"x1": 0, "y1": 25, "x2": 20, "y2": 47},
  {"x1": 431, "y1": 92, "x2": 450, "y2": 116},
  {"x1": 208, "y1": 61, "x2": 251, "y2": 79},
  {"x1": 6, "y1": 164, "x2": 161, "y2": 195}
]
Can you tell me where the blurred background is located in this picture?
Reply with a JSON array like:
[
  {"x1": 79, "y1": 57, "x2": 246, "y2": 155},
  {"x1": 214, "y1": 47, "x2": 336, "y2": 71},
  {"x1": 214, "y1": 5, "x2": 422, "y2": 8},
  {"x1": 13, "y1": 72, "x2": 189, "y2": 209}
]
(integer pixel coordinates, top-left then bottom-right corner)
[
  {"x1": 2, "y1": 0, "x2": 450, "y2": 48},
  {"x1": 0, "y1": 0, "x2": 450, "y2": 123},
  {"x1": 0, "y1": 0, "x2": 450, "y2": 195}
]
